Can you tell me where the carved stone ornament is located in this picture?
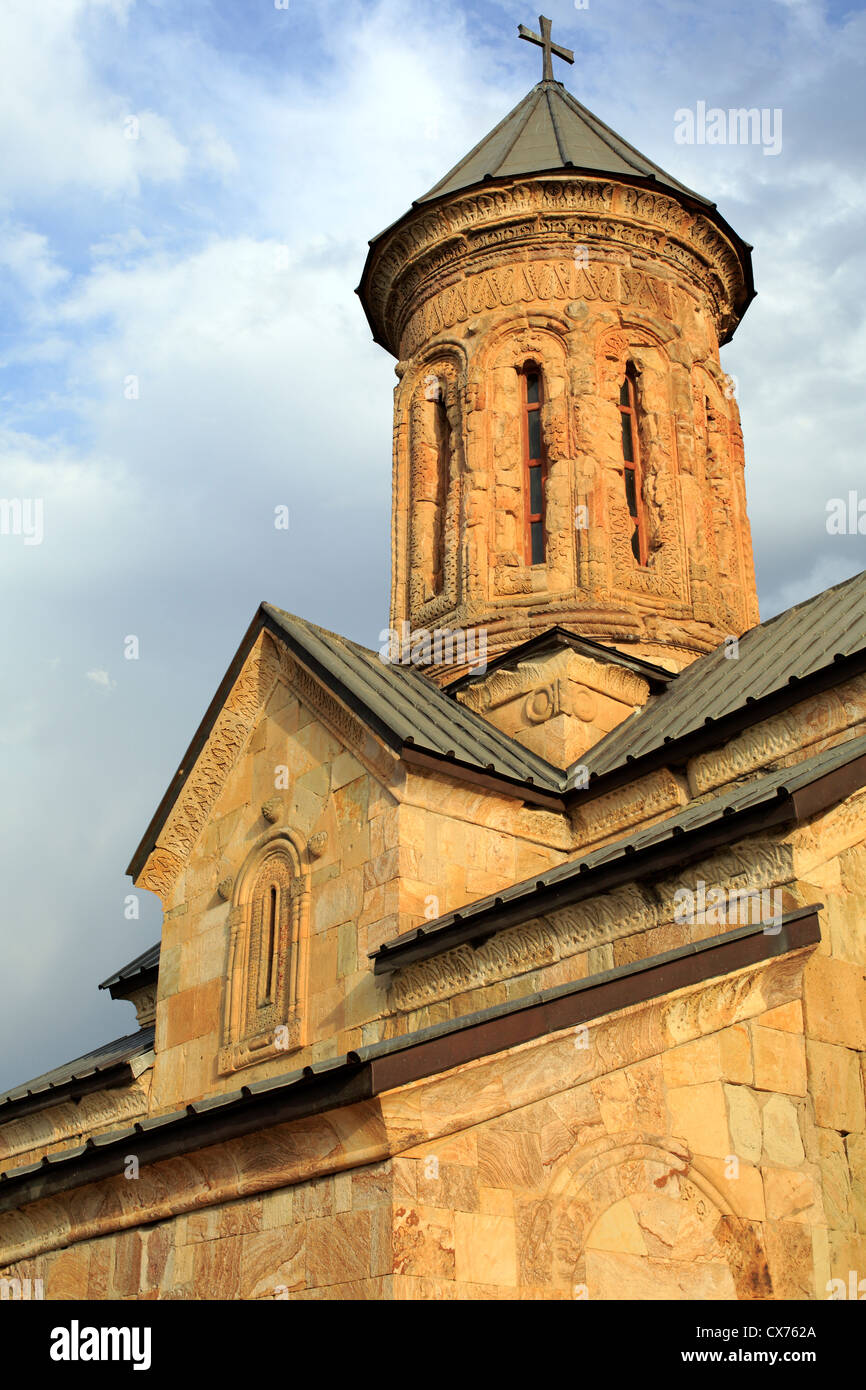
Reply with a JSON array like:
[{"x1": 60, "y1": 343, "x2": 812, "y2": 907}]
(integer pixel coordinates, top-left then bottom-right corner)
[
  {"x1": 307, "y1": 831, "x2": 328, "y2": 859},
  {"x1": 261, "y1": 796, "x2": 283, "y2": 824},
  {"x1": 217, "y1": 876, "x2": 234, "y2": 901}
]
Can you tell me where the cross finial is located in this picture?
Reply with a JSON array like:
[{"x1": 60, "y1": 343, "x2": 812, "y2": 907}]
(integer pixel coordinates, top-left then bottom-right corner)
[{"x1": 518, "y1": 14, "x2": 574, "y2": 82}]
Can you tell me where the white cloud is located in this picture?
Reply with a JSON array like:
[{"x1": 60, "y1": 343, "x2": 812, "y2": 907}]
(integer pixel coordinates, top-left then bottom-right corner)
[
  {"x1": 0, "y1": 223, "x2": 68, "y2": 296},
  {"x1": 0, "y1": 0, "x2": 186, "y2": 198},
  {"x1": 86, "y1": 668, "x2": 116, "y2": 691}
]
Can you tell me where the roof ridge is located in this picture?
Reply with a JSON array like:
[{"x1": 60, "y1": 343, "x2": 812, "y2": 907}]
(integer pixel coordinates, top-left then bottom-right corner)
[
  {"x1": 495, "y1": 82, "x2": 544, "y2": 172},
  {"x1": 543, "y1": 84, "x2": 569, "y2": 166},
  {"x1": 747, "y1": 565, "x2": 866, "y2": 638},
  {"x1": 418, "y1": 84, "x2": 539, "y2": 204},
  {"x1": 554, "y1": 83, "x2": 706, "y2": 199}
]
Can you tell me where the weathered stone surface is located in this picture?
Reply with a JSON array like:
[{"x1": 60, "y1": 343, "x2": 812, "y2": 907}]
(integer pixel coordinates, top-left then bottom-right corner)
[
  {"x1": 763, "y1": 1168, "x2": 822, "y2": 1224},
  {"x1": 454, "y1": 1212, "x2": 518, "y2": 1287},
  {"x1": 724, "y1": 1085, "x2": 762, "y2": 1164},
  {"x1": 803, "y1": 954, "x2": 866, "y2": 1050},
  {"x1": 806, "y1": 1040, "x2": 865, "y2": 1133},
  {"x1": 392, "y1": 1205, "x2": 455, "y2": 1279},
  {"x1": 584, "y1": 1249, "x2": 737, "y2": 1301},
  {"x1": 306, "y1": 1211, "x2": 372, "y2": 1288},
  {"x1": 846, "y1": 1133, "x2": 866, "y2": 1234},
  {"x1": 762, "y1": 1095, "x2": 806, "y2": 1168},
  {"x1": 752, "y1": 1025, "x2": 807, "y2": 1095}
]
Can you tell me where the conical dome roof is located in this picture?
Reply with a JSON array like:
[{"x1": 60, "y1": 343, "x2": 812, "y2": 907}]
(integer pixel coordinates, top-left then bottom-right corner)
[
  {"x1": 359, "y1": 75, "x2": 754, "y2": 352},
  {"x1": 417, "y1": 78, "x2": 713, "y2": 209}
]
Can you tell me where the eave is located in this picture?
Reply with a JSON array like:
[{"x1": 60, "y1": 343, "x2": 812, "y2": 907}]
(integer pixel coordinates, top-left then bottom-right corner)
[
  {"x1": 0, "y1": 908, "x2": 819, "y2": 1216},
  {"x1": 357, "y1": 165, "x2": 756, "y2": 354},
  {"x1": 371, "y1": 737, "x2": 866, "y2": 975}
]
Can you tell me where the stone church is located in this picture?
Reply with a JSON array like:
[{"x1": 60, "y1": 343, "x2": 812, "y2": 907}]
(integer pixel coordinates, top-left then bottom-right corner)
[{"x1": 2, "y1": 20, "x2": 865, "y2": 1301}]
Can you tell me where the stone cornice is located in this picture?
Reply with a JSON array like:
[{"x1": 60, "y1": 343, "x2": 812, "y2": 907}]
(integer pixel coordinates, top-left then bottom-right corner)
[
  {"x1": 389, "y1": 835, "x2": 796, "y2": 1013},
  {"x1": 688, "y1": 674, "x2": 866, "y2": 797},
  {"x1": 0, "y1": 916, "x2": 816, "y2": 1265},
  {"x1": 360, "y1": 174, "x2": 751, "y2": 357},
  {"x1": 0, "y1": 1070, "x2": 152, "y2": 1168}
]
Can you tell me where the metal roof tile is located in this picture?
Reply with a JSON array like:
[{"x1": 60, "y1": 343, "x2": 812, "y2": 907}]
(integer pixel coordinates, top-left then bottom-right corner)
[
  {"x1": 0, "y1": 1027, "x2": 156, "y2": 1111},
  {"x1": 374, "y1": 731, "x2": 866, "y2": 969},
  {"x1": 418, "y1": 81, "x2": 711, "y2": 207},
  {"x1": 262, "y1": 604, "x2": 566, "y2": 791},
  {"x1": 582, "y1": 568, "x2": 866, "y2": 780}
]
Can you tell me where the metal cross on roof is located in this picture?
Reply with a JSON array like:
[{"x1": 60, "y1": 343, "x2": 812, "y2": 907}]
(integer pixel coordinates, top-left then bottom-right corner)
[{"x1": 518, "y1": 14, "x2": 574, "y2": 82}]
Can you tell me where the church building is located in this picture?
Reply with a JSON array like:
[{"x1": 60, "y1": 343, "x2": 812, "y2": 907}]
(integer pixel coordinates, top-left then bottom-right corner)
[{"x1": 2, "y1": 18, "x2": 865, "y2": 1301}]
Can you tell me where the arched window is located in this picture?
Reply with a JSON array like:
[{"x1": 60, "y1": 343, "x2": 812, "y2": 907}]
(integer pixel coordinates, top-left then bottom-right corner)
[
  {"x1": 520, "y1": 365, "x2": 546, "y2": 565},
  {"x1": 220, "y1": 836, "x2": 308, "y2": 1074},
  {"x1": 246, "y1": 854, "x2": 292, "y2": 1033},
  {"x1": 431, "y1": 392, "x2": 450, "y2": 596},
  {"x1": 618, "y1": 364, "x2": 648, "y2": 566},
  {"x1": 411, "y1": 369, "x2": 454, "y2": 605}
]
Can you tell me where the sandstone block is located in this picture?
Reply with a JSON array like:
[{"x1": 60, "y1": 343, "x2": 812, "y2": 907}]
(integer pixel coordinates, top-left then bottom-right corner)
[
  {"x1": 392, "y1": 1204, "x2": 455, "y2": 1280},
  {"x1": 669, "y1": 1081, "x2": 730, "y2": 1158},
  {"x1": 846, "y1": 1133, "x2": 866, "y2": 1234},
  {"x1": 804, "y1": 954, "x2": 866, "y2": 1050},
  {"x1": 807, "y1": 1040, "x2": 865, "y2": 1132},
  {"x1": 454, "y1": 1212, "x2": 517, "y2": 1287},
  {"x1": 723, "y1": 1085, "x2": 762, "y2": 1164},
  {"x1": 762, "y1": 1094, "x2": 806, "y2": 1167},
  {"x1": 763, "y1": 1167, "x2": 822, "y2": 1223},
  {"x1": 585, "y1": 1249, "x2": 736, "y2": 1301},
  {"x1": 306, "y1": 1211, "x2": 372, "y2": 1287},
  {"x1": 752, "y1": 1025, "x2": 807, "y2": 1095}
]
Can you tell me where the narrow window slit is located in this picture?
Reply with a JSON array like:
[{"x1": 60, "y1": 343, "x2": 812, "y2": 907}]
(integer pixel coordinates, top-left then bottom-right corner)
[{"x1": 520, "y1": 366, "x2": 547, "y2": 565}]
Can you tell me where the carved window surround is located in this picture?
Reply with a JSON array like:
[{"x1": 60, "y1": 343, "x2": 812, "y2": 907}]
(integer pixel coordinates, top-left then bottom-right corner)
[{"x1": 219, "y1": 827, "x2": 310, "y2": 1075}]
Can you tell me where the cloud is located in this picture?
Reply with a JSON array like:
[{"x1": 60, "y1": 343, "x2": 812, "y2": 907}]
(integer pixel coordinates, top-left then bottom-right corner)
[
  {"x1": 0, "y1": 223, "x2": 69, "y2": 297},
  {"x1": 86, "y1": 668, "x2": 117, "y2": 692},
  {"x1": 0, "y1": 0, "x2": 188, "y2": 200}
]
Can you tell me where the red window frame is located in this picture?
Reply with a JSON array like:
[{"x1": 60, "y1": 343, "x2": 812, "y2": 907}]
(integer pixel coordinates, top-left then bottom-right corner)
[
  {"x1": 520, "y1": 365, "x2": 547, "y2": 566},
  {"x1": 618, "y1": 365, "x2": 648, "y2": 566}
]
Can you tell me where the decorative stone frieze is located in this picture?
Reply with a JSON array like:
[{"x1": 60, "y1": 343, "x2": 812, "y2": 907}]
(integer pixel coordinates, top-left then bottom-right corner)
[
  {"x1": 688, "y1": 675, "x2": 866, "y2": 796},
  {"x1": 456, "y1": 645, "x2": 652, "y2": 769}
]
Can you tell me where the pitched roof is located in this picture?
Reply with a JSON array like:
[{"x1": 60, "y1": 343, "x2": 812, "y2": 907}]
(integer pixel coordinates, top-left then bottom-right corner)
[
  {"x1": 99, "y1": 942, "x2": 160, "y2": 994},
  {"x1": 128, "y1": 603, "x2": 569, "y2": 881},
  {"x1": 444, "y1": 625, "x2": 676, "y2": 696},
  {"x1": 419, "y1": 79, "x2": 712, "y2": 207},
  {"x1": 580, "y1": 567, "x2": 866, "y2": 789},
  {"x1": 0, "y1": 1027, "x2": 155, "y2": 1117},
  {"x1": 373, "y1": 731, "x2": 866, "y2": 973},
  {"x1": 129, "y1": 569, "x2": 866, "y2": 881},
  {"x1": 262, "y1": 604, "x2": 563, "y2": 793}
]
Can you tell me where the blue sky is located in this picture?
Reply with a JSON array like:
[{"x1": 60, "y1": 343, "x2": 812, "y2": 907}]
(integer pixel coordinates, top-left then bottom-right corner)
[{"x1": 0, "y1": 0, "x2": 864, "y2": 1091}]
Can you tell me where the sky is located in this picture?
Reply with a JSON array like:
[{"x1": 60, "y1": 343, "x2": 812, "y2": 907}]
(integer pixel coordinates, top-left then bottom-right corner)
[{"x1": 0, "y1": 0, "x2": 864, "y2": 1093}]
